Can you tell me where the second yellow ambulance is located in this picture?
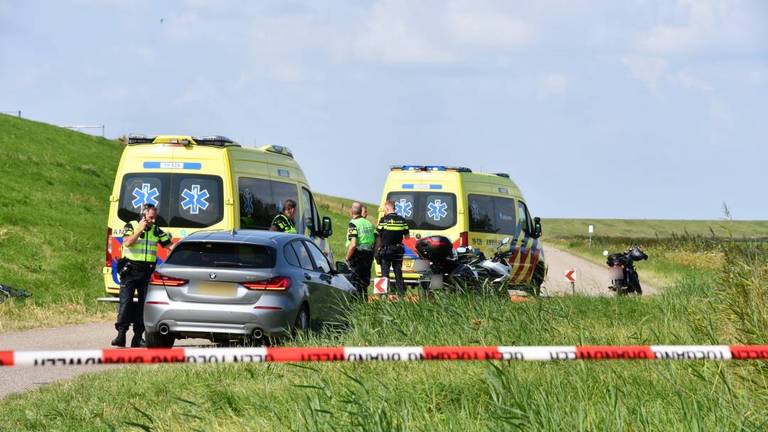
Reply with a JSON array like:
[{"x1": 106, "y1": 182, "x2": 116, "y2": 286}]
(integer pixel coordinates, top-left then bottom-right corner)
[{"x1": 375, "y1": 165, "x2": 546, "y2": 288}]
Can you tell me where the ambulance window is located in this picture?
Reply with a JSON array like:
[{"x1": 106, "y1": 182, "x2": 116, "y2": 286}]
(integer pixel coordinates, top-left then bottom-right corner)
[
  {"x1": 300, "y1": 187, "x2": 319, "y2": 237},
  {"x1": 495, "y1": 198, "x2": 517, "y2": 235},
  {"x1": 170, "y1": 175, "x2": 224, "y2": 228},
  {"x1": 517, "y1": 201, "x2": 532, "y2": 235},
  {"x1": 238, "y1": 178, "x2": 299, "y2": 230},
  {"x1": 468, "y1": 194, "x2": 517, "y2": 235},
  {"x1": 386, "y1": 192, "x2": 456, "y2": 230},
  {"x1": 423, "y1": 193, "x2": 456, "y2": 229},
  {"x1": 468, "y1": 195, "x2": 495, "y2": 233},
  {"x1": 118, "y1": 173, "x2": 169, "y2": 225}
]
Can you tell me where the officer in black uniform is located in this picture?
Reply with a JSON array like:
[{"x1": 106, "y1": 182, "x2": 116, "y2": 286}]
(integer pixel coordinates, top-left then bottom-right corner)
[
  {"x1": 112, "y1": 203, "x2": 172, "y2": 348},
  {"x1": 375, "y1": 200, "x2": 410, "y2": 296}
]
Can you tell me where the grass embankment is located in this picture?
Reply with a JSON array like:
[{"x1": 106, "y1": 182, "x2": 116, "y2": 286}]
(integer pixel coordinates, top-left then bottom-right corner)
[
  {"x1": 543, "y1": 218, "x2": 768, "y2": 239},
  {"x1": 3, "y1": 247, "x2": 768, "y2": 430},
  {"x1": 0, "y1": 115, "x2": 120, "y2": 331},
  {"x1": 313, "y1": 193, "x2": 376, "y2": 263}
]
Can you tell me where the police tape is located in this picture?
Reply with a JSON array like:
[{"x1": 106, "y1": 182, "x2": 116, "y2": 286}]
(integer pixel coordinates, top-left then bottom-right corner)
[{"x1": 2, "y1": 345, "x2": 768, "y2": 367}]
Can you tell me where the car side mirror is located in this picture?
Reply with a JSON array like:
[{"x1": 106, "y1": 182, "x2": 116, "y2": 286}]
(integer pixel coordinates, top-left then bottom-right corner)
[
  {"x1": 321, "y1": 216, "x2": 333, "y2": 238},
  {"x1": 532, "y1": 217, "x2": 542, "y2": 239},
  {"x1": 335, "y1": 261, "x2": 349, "y2": 274}
]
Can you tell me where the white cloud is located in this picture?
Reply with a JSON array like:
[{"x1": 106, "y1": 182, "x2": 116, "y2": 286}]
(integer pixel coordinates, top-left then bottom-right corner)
[
  {"x1": 539, "y1": 73, "x2": 569, "y2": 96},
  {"x1": 270, "y1": 64, "x2": 306, "y2": 82},
  {"x1": 444, "y1": 7, "x2": 535, "y2": 49},
  {"x1": 354, "y1": 0, "x2": 455, "y2": 64},
  {"x1": 354, "y1": 0, "x2": 536, "y2": 64},
  {"x1": 621, "y1": 55, "x2": 668, "y2": 91},
  {"x1": 637, "y1": 0, "x2": 762, "y2": 55}
]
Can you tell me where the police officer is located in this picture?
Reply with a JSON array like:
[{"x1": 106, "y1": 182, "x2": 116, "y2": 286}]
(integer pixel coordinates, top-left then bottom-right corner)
[
  {"x1": 112, "y1": 203, "x2": 172, "y2": 347},
  {"x1": 375, "y1": 200, "x2": 410, "y2": 296},
  {"x1": 345, "y1": 202, "x2": 375, "y2": 297},
  {"x1": 270, "y1": 199, "x2": 298, "y2": 233}
]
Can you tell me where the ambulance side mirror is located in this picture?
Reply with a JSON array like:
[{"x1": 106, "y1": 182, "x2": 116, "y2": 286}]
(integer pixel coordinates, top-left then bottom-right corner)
[
  {"x1": 532, "y1": 217, "x2": 542, "y2": 239},
  {"x1": 321, "y1": 216, "x2": 333, "y2": 238}
]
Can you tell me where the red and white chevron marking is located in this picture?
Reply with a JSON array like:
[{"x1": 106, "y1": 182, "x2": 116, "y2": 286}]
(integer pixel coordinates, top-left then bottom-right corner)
[{"x1": 1, "y1": 345, "x2": 768, "y2": 367}]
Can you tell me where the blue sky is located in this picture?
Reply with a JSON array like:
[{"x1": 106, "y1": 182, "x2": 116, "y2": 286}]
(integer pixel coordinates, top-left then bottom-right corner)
[{"x1": 1, "y1": 0, "x2": 766, "y2": 219}]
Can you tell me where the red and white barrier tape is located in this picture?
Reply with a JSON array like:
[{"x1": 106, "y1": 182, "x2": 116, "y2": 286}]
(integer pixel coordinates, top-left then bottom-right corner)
[{"x1": 1, "y1": 345, "x2": 768, "y2": 367}]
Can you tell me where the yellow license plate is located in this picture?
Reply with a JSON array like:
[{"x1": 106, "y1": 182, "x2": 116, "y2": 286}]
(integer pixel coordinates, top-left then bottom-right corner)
[
  {"x1": 195, "y1": 282, "x2": 237, "y2": 297},
  {"x1": 404, "y1": 260, "x2": 414, "y2": 270}
]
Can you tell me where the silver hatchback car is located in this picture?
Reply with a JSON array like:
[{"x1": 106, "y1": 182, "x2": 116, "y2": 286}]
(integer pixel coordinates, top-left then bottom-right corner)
[{"x1": 143, "y1": 230, "x2": 356, "y2": 347}]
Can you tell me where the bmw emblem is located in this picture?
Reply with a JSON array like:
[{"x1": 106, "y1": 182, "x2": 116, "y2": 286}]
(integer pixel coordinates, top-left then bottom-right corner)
[{"x1": 209, "y1": 273, "x2": 217, "y2": 280}]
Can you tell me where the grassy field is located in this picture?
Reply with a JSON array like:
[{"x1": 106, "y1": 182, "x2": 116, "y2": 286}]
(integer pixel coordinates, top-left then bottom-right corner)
[
  {"x1": 0, "y1": 115, "x2": 120, "y2": 331},
  {"x1": 542, "y1": 218, "x2": 768, "y2": 239},
  {"x1": 2, "y1": 241, "x2": 768, "y2": 430}
]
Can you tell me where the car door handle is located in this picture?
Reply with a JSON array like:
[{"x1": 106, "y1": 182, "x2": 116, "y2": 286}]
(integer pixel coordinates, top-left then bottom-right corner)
[{"x1": 304, "y1": 273, "x2": 312, "y2": 280}]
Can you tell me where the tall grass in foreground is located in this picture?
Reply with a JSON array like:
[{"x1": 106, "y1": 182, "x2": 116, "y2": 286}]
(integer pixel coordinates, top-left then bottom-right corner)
[{"x1": 5, "y1": 264, "x2": 768, "y2": 431}]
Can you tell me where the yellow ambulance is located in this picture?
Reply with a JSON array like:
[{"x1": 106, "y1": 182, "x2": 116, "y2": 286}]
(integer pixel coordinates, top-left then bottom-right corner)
[
  {"x1": 375, "y1": 165, "x2": 546, "y2": 288},
  {"x1": 102, "y1": 135, "x2": 332, "y2": 298}
]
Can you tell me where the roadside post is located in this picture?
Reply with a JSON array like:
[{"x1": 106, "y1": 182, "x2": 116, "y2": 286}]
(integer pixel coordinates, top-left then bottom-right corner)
[
  {"x1": 373, "y1": 277, "x2": 388, "y2": 299},
  {"x1": 588, "y1": 224, "x2": 594, "y2": 248},
  {"x1": 565, "y1": 269, "x2": 577, "y2": 295}
]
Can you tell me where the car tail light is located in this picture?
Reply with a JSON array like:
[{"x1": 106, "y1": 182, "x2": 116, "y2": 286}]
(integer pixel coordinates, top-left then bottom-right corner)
[
  {"x1": 105, "y1": 228, "x2": 113, "y2": 267},
  {"x1": 149, "y1": 272, "x2": 188, "y2": 287},
  {"x1": 242, "y1": 277, "x2": 291, "y2": 291},
  {"x1": 459, "y1": 232, "x2": 469, "y2": 247}
]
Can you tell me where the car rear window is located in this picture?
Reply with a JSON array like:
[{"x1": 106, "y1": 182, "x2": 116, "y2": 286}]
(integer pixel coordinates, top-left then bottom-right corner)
[{"x1": 166, "y1": 242, "x2": 275, "y2": 268}]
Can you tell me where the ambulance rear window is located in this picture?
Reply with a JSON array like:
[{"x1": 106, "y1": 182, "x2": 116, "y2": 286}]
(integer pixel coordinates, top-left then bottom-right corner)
[
  {"x1": 118, "y1": 173, "x2": 224, "y2": 228},
  {"x1": 386, "y1": 192, "x2": 457, "y2": 230}
]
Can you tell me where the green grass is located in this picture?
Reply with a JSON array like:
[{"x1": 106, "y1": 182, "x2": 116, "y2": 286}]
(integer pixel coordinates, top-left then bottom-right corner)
[
  {"x1": 0, "y1": 115, "x2": 121, "y2": 330},
  {"x1": 542, "y1": 218, "x2": 768, "y2": 239},
  {"x1": 2, "y1": 266, "x2": 768, "y2": 430}
]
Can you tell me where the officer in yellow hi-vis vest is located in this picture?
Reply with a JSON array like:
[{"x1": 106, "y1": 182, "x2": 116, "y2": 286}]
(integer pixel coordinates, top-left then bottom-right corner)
[
  {"x1": 112, "y1": 203, "x2": 172, "y2": 348},
  {"x1": 345, "y1": 202, "x2": 376, "y2": 297},
  {"x1": 270, "y1": 199, "x2": 298, "y2": 233}
]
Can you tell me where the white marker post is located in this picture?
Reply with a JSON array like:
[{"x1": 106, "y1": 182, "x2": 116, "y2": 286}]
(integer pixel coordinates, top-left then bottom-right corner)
[
  {"x1": 565, "y1": 269, "x2": 577, "y2": 295},
  {"x1": 373, "y1": 277, "x2": 389, "y2": 298},
  {"x1": 588, "y1": 224, "x2": 594, "y2": 248}
]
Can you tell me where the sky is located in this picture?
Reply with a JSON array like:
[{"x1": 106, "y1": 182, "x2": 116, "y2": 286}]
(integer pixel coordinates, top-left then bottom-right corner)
[{"x1": 1, "y1": 0, "x2": 766, "y2": 219}]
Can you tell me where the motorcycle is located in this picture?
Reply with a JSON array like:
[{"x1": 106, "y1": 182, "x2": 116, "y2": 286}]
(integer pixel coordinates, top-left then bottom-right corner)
[
  {"x1": 415, "y1": 236, "x2": 478, "y2": 289},
  {"x1": 414, "y1": 236, "x2": 514, "y2": 288},
  {"x1": 603, "y1": 246, "x2": 648, "y2": 295}
]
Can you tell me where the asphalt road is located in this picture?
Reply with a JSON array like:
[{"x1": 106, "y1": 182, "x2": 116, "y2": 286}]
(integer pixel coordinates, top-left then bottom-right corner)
[
  {"x1": 0, "y1": 243, "x2": 656, "y2": 400},
  {"x1": 542, "y1": 244, "x2": 657, "y2": 296}
]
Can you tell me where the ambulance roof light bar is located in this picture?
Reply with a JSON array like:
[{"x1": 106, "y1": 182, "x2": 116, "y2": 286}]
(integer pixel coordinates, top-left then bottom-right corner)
[
  {"x1": 259, "y1": 145, "x2": 294, "y2": 158},
  {"x1": 126, "y1": 135, "x2": 239, "y2": 147},
  {"x1": 390, "y1": 165, "x2": 472, "y2": 173}
]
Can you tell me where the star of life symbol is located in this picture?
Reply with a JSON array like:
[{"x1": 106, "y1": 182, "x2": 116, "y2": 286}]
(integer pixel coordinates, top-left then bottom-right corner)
[
  {"x1": 427, "y1": 199, "x2": 448, "y2": 222},
  {"x1": 241, "y1": 188, "x2": 255, "y2": 215},
  {"x1": 395, "y1": 199, "x2": 413, "y2": 218},
  {"x1": 181, "y1": 184, "x2": 210, "y2": 215},
  {"x1": 131, "y1": 183, "x2": 160, "y2": 208}
]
